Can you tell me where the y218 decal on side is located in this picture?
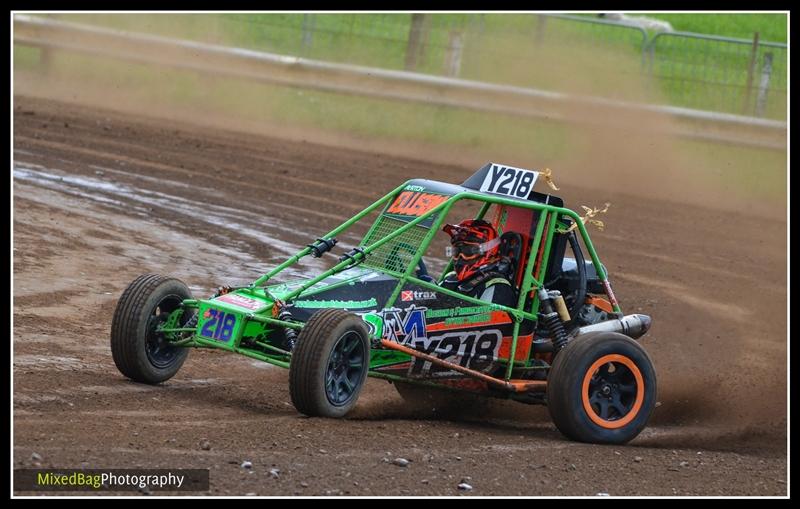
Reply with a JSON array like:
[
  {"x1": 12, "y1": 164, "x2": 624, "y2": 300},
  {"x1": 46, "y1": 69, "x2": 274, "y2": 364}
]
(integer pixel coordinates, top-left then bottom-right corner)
[
  {"x1": 480, "y1": 163, "x2": 538, "y2": 199},
  {"x1": 200, "y1": 309, "x2": 237, "y2": 342},
  {"x1": 407, "y1": 329, "x2": 502, "y2": 377}
]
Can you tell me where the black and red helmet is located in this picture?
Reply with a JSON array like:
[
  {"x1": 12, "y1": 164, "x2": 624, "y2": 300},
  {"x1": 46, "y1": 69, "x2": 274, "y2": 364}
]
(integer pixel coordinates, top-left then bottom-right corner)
[{"x1": 443, "y1": 219, "x2": 502, "y2": 281}]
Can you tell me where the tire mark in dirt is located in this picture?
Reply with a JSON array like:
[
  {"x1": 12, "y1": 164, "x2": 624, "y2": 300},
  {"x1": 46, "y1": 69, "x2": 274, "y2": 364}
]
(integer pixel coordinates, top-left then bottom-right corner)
[
  {"x1": 16, "y1": 125, "x2": 386, "y2": 203},
  {"x1": 15, "y1": 136, "x2": 365, "y2": 219},
  {"x1": 14, "y1": 107, "x2": 465, "y2": 183},
  {"x1": 14, "y1": 165, "x2": 336, "y2": 273}
]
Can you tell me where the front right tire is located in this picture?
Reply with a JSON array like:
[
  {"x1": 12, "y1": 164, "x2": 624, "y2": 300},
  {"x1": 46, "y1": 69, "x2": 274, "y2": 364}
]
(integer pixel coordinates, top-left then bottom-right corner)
[
  {"x1": 546, "y1": 331, "x2": 657, "y2": 444},
  {"x1": 289, "y1": 309, "x2": 370, "y2": 418}
]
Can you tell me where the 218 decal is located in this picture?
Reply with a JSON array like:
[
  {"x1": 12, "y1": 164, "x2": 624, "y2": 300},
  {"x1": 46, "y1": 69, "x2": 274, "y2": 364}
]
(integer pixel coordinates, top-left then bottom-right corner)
[
  {"x1": 407, "y1": 329, "x2": 502, "y2": 377},
  {"x1": 200, "y1": 309, "x2": 237, "y2": 342}
]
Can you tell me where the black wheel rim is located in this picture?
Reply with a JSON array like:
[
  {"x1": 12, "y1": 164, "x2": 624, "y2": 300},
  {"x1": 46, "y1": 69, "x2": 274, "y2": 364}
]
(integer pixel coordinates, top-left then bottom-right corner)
[
  {"x1": 586, "y1": 361, "x2": 638, "y2": 422},
  {"x1": 325, "y1": 331, "x2": 366, "y2": 407},
  {"x1": 145, "y1": 294, "x2": 185, "y2": 369}
]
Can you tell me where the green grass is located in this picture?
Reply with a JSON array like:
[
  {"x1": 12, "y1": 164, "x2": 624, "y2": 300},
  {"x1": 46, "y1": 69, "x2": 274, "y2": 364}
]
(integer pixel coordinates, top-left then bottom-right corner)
[
  {"x1": 13, "y1": 45, "x2": 41, "y2": 70},
  {"x1": 650, "y1": 13, "x2": 787, "y2": 42}
]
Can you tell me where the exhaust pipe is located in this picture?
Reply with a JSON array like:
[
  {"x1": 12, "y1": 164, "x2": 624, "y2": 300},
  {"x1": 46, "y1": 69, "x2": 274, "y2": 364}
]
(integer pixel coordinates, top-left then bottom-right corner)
[{"x1": 576, "y1": 314, "x2": 652, "y2": 340}]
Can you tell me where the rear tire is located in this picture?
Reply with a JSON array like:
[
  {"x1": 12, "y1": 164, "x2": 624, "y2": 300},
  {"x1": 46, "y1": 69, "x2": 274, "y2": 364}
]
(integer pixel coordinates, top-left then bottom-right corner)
[
  {"x1": 111, "y1": 274, "x2": 192, "y2": 384},
  {"x1": 547, "y1": 331, "x2": 656, "y2": 444},
  {"x1": 289, "y1": 309, "x2": 370, "y2": 418}
]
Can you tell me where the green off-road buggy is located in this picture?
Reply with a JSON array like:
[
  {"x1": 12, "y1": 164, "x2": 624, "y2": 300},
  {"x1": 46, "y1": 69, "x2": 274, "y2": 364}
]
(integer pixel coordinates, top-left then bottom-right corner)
[{"x1": 111, "y1": 163, "x2": 656, "y2": 444}]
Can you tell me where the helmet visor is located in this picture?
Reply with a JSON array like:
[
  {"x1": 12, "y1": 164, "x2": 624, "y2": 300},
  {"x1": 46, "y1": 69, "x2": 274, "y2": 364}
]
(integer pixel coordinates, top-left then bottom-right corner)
[{"x1": 451, "y1": 242, "x2": 482, "y2": 260}]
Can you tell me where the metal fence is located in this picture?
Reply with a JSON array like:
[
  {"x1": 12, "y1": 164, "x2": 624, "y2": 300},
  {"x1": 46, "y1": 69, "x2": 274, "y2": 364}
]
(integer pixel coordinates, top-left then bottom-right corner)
[
  {"x1": 647, "y1": 31, "x2": 787, "y2": 119},
  {"x1": 30, "y1": 13, "x2": 788, "y2": 121},
  {"x1": 222, "y1": 13, "x2": 788, "y2": 120}
]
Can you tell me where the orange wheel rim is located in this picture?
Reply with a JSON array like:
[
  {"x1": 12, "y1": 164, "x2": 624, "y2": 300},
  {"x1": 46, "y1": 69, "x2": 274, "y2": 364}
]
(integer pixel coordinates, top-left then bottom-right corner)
[{"x1": 581, "y1": 354, "x2": 644, "y2": 429}]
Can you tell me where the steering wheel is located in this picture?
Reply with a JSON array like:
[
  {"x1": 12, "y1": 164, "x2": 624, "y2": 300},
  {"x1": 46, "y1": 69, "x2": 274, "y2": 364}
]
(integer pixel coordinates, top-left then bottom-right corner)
[{"x1": 386, "y1": 242, "x2": 432, "y2": 282}]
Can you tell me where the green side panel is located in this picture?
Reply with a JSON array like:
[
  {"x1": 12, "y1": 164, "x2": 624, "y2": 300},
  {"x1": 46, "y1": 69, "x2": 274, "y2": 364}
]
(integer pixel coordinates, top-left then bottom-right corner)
[
  {"x1": 361, "y1": 312, "x2": 383, "y2": 338},
  {"x1": 242, "y1": 320, "x2": 271, "y2": 338},
  {"x1": 266, "y1": 267, "x2": 369, "y2": 300},
  {"x1": 369, "y1": 349, "x2": 411, "y2": 369}
]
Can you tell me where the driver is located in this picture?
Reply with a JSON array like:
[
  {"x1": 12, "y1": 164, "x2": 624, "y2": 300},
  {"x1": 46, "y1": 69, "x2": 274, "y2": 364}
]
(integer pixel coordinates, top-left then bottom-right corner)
[{"x1": 440, "y1": 219, "x2": 516, "y2": 308}]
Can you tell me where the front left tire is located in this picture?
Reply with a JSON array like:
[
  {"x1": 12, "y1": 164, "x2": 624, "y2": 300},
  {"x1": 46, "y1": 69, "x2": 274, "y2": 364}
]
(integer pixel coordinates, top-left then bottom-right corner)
[{"x1": 111, "y1": 274, "x2": 192, "y2": 384}]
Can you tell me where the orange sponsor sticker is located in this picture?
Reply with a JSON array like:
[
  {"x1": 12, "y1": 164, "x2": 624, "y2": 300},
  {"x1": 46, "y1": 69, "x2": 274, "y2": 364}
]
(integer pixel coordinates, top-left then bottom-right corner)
[{"x1": 386, "y1": 191, "x2": 448, "y2": 217}]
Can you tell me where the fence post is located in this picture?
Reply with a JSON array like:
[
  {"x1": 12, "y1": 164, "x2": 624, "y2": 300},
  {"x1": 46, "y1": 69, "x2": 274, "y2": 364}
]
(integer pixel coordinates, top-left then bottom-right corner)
[
  {"x1": 639, "y1": 31, "x2": 649, "y2": 71},
  {"x1": 755, "y1": 52, "x2": 773, "y2": 118},
  {"x1": 301, "y1": 14, "x2": 315, "y2": 50},
  {"x1": 405, "y1": 13, "x2": 428, "y2": 71},
  {"x1": 444, "y1": 30, "x2": 463, "y2": 77},
  {"x1": 39, "y1": 47, "x2": 53, "y2": 74},
  {"x1": 743, "y1": 31, "x2": 760, "y2": 115},
  {"x1": 535, "y1": 14, "x2": 547, "y2": 45},
  {"x1": 647, "y1": 34, "x2": 657, "y2": 75}
]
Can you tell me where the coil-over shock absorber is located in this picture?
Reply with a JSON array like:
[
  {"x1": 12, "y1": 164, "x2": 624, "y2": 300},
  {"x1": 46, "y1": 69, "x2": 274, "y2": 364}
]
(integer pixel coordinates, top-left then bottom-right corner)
[
  {"x1": 538, "y1": 288, "x2": 570, "y2": 351},
  {"x1": 277, "y1": 307, "x2": 299, "y2": 351}
]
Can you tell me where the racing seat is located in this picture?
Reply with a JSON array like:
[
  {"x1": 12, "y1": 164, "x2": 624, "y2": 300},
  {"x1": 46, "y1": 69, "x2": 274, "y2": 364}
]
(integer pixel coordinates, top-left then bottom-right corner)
[
  {"x1": 489, "y1": 205, "x2": 538, "y2": 363},
  {"x1": 490, "y1": 204, "x2": 539, "y2": 290}
]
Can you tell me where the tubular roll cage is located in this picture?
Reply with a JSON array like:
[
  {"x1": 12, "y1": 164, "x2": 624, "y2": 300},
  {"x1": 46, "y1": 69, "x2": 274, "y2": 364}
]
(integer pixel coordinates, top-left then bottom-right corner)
[{"x1": 170, "y1": 180, "x2": 621, "y2": 383}]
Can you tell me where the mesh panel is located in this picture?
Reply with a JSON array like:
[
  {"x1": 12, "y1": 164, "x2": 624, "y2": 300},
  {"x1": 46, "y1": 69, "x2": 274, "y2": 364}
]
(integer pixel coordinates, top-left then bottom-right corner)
[{"x1": 361, "y1": 216, "x2": 430, "y2": 274}]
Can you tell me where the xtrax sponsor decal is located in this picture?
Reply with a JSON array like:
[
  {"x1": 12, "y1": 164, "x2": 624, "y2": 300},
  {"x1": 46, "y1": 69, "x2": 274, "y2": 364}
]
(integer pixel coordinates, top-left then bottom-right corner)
[
  {"x1": 401, "y1": 290, "x2": 438, "y2": 302},
  {"x1": 408, "y1": 329, "x2": 502, "y2": 378},
  {"x1": 214, "y1": 293, "x2": 265, "y2": 311}
]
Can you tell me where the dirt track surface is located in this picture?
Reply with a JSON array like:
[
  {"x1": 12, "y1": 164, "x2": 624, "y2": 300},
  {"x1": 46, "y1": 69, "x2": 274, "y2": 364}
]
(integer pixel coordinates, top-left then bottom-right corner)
[{"x1": 13, "y1": 96, "x2": 787, "y2": 496}]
